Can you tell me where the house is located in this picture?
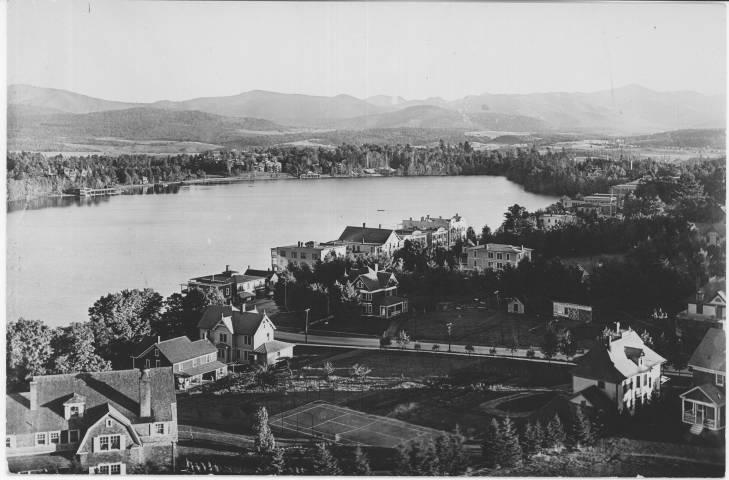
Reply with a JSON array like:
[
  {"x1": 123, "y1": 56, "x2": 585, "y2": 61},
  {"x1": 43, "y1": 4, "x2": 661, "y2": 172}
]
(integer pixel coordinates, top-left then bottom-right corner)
[
  {"x1": 197, "y1": 305, "x2": 294, "y2": 365},
  {"x1": 538, "y1": 213, "x2": 578, "y2": 229},
  {"x1": 507, "y1": 297, "x2": 525, "y2": 314},
  {"x1": 244, "y1": 267, "x2": 279, "y2": 291},
  {"x1": 680, "y1": 328, "x2": 725, "y2": 434},
  {"x1": 553, "y1": 301, "x2": 593, "y2": 323},
  {"x1": 131, "y1": 336, "x2": 227, "y2": 391},
  {"x1": 333, "y1": 224, "x2": 402, "y2": 257},
  {"x1": 6, "y1": 368, "x2": 177, "y2": 474},
  {"x1": 463, "y1": 243, "x2": 533, "y2": 271},
  {"x1": 349, "y1": 265, "x2": 408, "y2": 319},
  {"x1": 400, "y1": 214, "x2": 468, "y2": 247},
  {"x1": 570, "y1": 324, "x2": 666, "y2": 413},
  {"x1": 610, "y1": 180, "x2": 641, "y2": 200},
  {"x1": 678, "y1": 277, "x2": 726, "y2": 324},
  {"x1": 271, "y1": 241, "x2": 347, "y2": 272},
  {"x1": 182, "y1": 265, "x2": 267, "y2": 306},
  {"x1": 693, "y1": 222, "x2": 726, "y2": 247}
]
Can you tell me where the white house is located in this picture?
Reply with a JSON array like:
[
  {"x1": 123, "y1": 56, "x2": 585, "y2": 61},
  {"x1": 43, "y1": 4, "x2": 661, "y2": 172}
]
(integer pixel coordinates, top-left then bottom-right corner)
[
  {"x1": 680, "y1": 328, "x2": 726, "y2": 434},
  {"x1": 570, "y1": 324, "x2": 666, "y2": 413},
  {"x1": 464, "y1": 243, "x2": 533, "y2": 271}
]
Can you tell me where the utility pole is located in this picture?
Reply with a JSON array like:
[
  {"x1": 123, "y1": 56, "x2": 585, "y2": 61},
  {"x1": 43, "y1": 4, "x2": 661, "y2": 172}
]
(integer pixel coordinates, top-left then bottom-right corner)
[
  {"x1": 446, "y1": 322, "x2": 453, "y2": 352},
  {"x1": 304, "y1": 308, "x2": 311, "y2": 344}
]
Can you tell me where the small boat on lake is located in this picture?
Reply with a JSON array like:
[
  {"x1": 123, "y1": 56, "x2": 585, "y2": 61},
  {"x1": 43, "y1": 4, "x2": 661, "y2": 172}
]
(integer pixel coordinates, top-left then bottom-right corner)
[{"x1": 74, "y1": 187, "x2": 122, "y2": 197}]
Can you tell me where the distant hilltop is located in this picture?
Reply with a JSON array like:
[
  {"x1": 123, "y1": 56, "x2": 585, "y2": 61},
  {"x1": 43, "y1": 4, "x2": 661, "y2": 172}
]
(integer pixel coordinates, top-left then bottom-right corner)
[{"x1": 9, "y1": 83, "x2": 726, "y2": 136}]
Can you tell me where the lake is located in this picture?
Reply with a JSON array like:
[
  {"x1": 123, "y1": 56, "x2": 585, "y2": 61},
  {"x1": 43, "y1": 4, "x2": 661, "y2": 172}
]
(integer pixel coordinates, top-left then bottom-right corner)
[{"x1": 7, "y1": 176, "x2": 557, "y2": 327}]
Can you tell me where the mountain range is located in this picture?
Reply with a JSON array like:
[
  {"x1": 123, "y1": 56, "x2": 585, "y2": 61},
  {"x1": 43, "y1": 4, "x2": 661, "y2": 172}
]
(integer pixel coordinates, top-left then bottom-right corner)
[{"x1": 7, "y1": 84, "x2": 726, "y2": 151}]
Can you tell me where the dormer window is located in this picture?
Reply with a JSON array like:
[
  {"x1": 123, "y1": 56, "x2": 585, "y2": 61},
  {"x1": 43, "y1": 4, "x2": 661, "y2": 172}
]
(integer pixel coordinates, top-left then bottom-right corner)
[
  {"x1": 717, "y1": 373, "x2": 725, "y2": 387},
  {"x1": 63, "y1": 394, "x2": 86, "y2": 420}
]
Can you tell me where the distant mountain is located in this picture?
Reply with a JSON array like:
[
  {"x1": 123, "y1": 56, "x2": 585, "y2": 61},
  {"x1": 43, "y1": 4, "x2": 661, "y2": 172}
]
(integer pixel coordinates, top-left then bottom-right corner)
[
  {"x1": 365, "y1": 95, "x2": 407, "y2": 108},
  {"x1": 8, "y1": 106, "x2": 287, "y2": 146},
  {"x1": 150, "y1": 90, "x2": 384, "y2": 127},
  {"x1": 8, "y1": 84, "x2": 140, "y2": 114},
  {"x1": 337, "y1": 105, "x2": 549, "y2": 131},
  {"x1": 448, "y1": 85, "x2": 726, "y2": 134}
]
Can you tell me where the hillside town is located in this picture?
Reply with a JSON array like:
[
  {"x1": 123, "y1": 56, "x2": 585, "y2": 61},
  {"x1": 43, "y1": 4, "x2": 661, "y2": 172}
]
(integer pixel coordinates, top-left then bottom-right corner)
[{"x1": 7, "y1": 172, "x2": 727, "y2": 474}]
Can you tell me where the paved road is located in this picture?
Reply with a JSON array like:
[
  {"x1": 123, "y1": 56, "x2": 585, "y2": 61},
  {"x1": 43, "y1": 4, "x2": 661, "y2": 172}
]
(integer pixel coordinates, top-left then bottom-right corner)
[{"x1": 277, "y1": 331, "x2": 577, "y2": 365}]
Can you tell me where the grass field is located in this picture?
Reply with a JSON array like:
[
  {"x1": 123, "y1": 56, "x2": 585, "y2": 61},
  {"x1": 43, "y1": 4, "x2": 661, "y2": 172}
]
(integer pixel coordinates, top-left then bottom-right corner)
[
  {"x1": 269, "y1": 401, "x2": 445, "y2": 448},
  {"x1": 405, "y1": 307, "x2": 546, "y2": 348}
]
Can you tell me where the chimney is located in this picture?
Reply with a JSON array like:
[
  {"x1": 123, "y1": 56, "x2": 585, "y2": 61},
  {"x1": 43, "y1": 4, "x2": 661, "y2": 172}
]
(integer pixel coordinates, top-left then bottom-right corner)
[
  {"x1": 157, "y1": 335, "x2": 160, "y2": 344},
  {"x1": 374, "y1": 263, "x2": 379, "y2": 273},
  {"x1": 363, "y1": 222, "x2": 366, "y2": 229},
  {"x1": 378, "y1": 224, "x2": 381, "y2": 229},
  {"x1": 139, "y1": 368, "x2": 152, "y2": 418},
  {"x1": 225, "y1": 265, "x2": 230, "y2": 273},
  {"x1": 616, "y1": 322, "x2": 621, "y2": 334},
  {"x1": 697, "y1": 289, "x2": 705, "y2": 303},
  {"x1": 29, "y1": 379, "x2": 38, "y2": 411}
]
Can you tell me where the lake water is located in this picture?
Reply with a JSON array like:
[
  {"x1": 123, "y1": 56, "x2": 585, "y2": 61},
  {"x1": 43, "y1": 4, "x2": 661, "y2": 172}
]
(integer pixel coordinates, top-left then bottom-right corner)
[{"x1": 7, "y1": 176, "x2": 557, "y2": 327}]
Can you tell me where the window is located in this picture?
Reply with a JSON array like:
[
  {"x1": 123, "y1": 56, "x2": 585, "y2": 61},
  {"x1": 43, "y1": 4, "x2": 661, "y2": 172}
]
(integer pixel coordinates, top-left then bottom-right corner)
[
  {"x1": 36, "y1": 433, "x2": 47, "y2": 446},
  {"x1": 497, "y1": 263, "x2": 503, "y2": 269},
  {"x1": 636, "y1": 376, "x2": 641, "y2": 387},
  {"x1": 488, "y1": 262, "x2": 493, "y2": 267},
  {"x1": 291, "y1": 252, "x2": 297, "y2": 259},
  {"x1": 155, "y1": 360, "x2": 161, "y2": 368},
  {"x1": 193, "y1": 357, "x2": 199, "y2": 367},
  {"x1": 154, "y1": 348, "x2": 159, "y2": 357},
  {"x1": 220, "y1": 333, "x2": 228, "y2": 343},
  {"x1": 280, "y1": 250, "x2": 287, "y2": 257},
  {"x1": 648, "y1": 375, "x2": 652, "y2": 388},
  {"x1": 154, "y1": 423, "x2": 165, "y2": 435},
  {"x1": 506, "y1": 254, "x2": 511, "y2": 261},
  {"x1": 717, "y1": 373, "x2": 725, "y2": 387},
  {"x1": 100, "y1": 436, "x2": 109, "y2": 451},
  {"x1": 60, "y1": 431, "x2": 69, "y2": 444},
  {"x1": 106, "y1": 418, "x2": 113, "y2": 427},
  {"x1": 200, "y1": 331, "x2": 206, "y2": 339},
  {"x1": 70, "y1": 405, "x2": 80, "y2": 417},
  {"x1": 69, "y1": 430, "x2": 79, "y2": 443},
  {"x1": 224, "y1": 287, "x2": 230, "y2": 296},
  {"x1": 243, "y1": 335, "x2": 252, "y2": 345},
  {"x1": 597, "y1": 380, "x2": 605, "y2": 389},
  {"x1": 50, "y1": 432, "x2": 60, "y2": 444},
  {"x1": 6, "y1": 436, "x2": 14, "y2": 448},
  {"x1": 110, "y1": 464, "x2": 121, "y2": 475},
  {"x1": 488, "y1": 253, "x2": 494, "y2": 259},
  {"x1": 300, "y1": 253, "x2": 307, "y2": 259},
  {"x1": 97, "y1": 465, "x2": 109, "y2": 475},
  {"x1": 267, "y1": 332, "x2": 271, "y2": 341},
  {"x1": 497, "y1": 253, "x2": 503, "y2": 260}
]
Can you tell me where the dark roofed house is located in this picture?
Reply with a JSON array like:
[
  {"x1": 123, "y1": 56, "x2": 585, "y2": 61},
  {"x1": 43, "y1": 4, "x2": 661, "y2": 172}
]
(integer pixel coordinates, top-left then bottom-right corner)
[
  {"x1": 244, "y1": 267, "x2": 279, "y2": 290},
  {"x1": 6, "y1": 368, "x2": 177, "y2": 474},
  {"x1": 680, "y1": 328, "x2": 726, "y2": 435},
  {"x1": 349, "y1": 264, "x2": 408, "y2": 319},
  {"x1": 197, "y1": 305, "x2": 294, "y2": 366},
  {"x1": 182, "y1": 265, "x2": 267, "y2": 308},
  {"x1": 570, "y1": 324, "x2": 665, "y2": 414},
  {"x1": 678, "y1": 277, "x2": 726, "y2": 324},
  {"x1": 333, "y1": 224, "x2": 402, "y2": 257},
  {"x1": 131, "y1": 336, "x2": 227, "y2": 391}
]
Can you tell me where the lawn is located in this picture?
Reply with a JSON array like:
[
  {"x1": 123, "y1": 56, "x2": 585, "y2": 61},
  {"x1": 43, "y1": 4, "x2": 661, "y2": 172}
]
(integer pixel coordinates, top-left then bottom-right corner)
[{"x1": 404, "y1": 306, "x2": 546, "y2": 348}]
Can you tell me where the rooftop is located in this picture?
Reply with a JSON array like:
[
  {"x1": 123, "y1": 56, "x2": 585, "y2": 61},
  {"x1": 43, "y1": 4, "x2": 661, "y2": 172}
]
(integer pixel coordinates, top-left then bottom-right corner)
[
  {"x1": 154, "y1": 336, "x2": 217, "y2": 364},
  {"x1": 688, "y1": 327, "x2": 725, "y2": 372},
  {"x1": 254, "y1": 340, "x2": 295, "y2": 355},
  {"x1": 338, "y1": 225, "x2": 397, "y2": 245},
  {"x1": 197, "y1": 304, "x2": 272, "y2": 335}
]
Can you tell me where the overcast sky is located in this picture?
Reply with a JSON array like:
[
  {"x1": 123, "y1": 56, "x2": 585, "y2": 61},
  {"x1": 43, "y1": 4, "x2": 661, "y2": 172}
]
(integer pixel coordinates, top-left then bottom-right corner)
[{"x1": 8, "y1": 1, "x2": 727, "y2": 102}]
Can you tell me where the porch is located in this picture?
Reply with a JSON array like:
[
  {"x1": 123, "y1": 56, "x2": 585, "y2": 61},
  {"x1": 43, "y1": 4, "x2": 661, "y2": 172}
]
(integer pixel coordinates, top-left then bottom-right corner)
[
  {"x1": 378, "y1": 296, "x2": 409, "y2": 319},
  {"x1": 175, "y1": 360, "x2": 228, "y2": 390},
  {"x1": 680, "y1": 385, "x2": 725, "y2": 431}
]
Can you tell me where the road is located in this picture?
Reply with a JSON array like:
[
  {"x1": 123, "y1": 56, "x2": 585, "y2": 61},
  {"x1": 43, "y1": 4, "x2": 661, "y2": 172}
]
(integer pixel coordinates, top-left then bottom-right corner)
[{"x1": 276, "y1": 331, "x2": 577, "y2": 365}]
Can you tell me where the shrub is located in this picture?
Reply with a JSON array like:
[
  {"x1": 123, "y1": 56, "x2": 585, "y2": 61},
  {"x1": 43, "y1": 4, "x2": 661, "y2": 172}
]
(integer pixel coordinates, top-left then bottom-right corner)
[
  {"x1": 489, "y1": 347, "x2": 497, "y2": 355},
  {"x1": 432, "y1": 344, "x2": 440, "y2": 351},
  {"x1": 526, "y1": 349, "x2": 536, "y2": 358}
]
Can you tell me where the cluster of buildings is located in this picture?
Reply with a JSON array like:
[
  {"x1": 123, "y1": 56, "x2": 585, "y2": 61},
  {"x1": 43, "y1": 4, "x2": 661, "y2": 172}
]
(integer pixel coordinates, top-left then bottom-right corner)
[{"x1": 555, "y1": 179, "x2": 642, "y2": 219}]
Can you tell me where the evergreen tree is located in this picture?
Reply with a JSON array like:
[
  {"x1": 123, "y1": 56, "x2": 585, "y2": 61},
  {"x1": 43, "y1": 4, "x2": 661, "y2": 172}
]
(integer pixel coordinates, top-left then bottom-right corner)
[
  {"x1": 394, "y1": 442, "x2": 412, "y2": 475},
  {"x1": 545, "y1": 414, "x2": 566, "y2": 451},
  {"x1": 481, "y1": 418, "x2": 502, "y2": 468},
  {"x1": 444, "y1": 426, "x2": 468, "y2": 475},
  {"x1": 500, "y1": 417, "x2": 523, "y2": 467},
  {"x1": 520, "y1": 422, "x2": 539, "y2": 457},
  {"x1": 269, "y1": 447, "x2": 286, "y2": 475},
  {"x1": 351, "y1": 445, "x2": 372, "y2": 475},
  {"x1": 252, "y1": 406, "x2": 276, "y2": 454},
  {"x1": 419, "y1": 437, "x2": 440, "y2": 475},
  {"x1": 533, "y1": 420, "x2": 546, "y2": 450},
  {"x1": 311, "y1": 442, "x2": 342, "y2": 475},
  {"x1": 571, "y1": 407, "x2": 594, "y2": 448}
]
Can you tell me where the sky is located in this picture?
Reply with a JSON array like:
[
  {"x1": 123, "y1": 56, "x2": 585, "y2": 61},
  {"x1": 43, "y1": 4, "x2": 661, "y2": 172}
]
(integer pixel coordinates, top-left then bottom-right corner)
[{"x1": 7, "y1": 1, "x2": 727, "y2": 103}]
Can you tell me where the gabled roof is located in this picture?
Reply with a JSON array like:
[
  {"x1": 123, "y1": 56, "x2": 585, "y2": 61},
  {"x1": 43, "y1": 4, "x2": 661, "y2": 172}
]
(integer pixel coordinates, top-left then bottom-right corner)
[
  {"x1": 155, "y1": 336, "x2": 217, "y2": 364},
  {"x1": 245, "y1": 268, "x2": 277, "y2": 280},
  {"x1": 254, "y1": 340, "x2": 294, "y2": 355},
  {"x1": 197, "y1": 305, "x2": 271, "y2": 335},
  {"x1": 573, "y1": 329, "x2": 666, "y2": 382},
  {"x1": 176, "y1": 360, "x2": 228, "y2": 378},
  {"x1": 689, "y1": 328, "x2": 725, "y2": 372},
  {"x1": 571, "y1": 385, "x2": 614, "y2": 411},
  {"x1": 232, "y1": 274, "x2": 266, "y2": 285},
  {"x1": 6, "y1": 368, "x2": 176, "y2": 435},
  {"x1": 351, "y1": 267, "x2": 398, "y2": 291},
  {"x1": 680, "y1": 383, "x2": 726, "y2": 406},
  {"x1": 688, "y1": 277, "x2": 726, "y2": 306},
  {"x1": 338, "y1": 226, "x2": 397, "y2": 245}
]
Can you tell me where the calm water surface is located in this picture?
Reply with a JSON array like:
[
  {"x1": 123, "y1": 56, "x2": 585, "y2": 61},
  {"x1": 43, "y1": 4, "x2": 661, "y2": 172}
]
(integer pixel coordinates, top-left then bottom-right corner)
[{"x1": 7, "y1": 176, "x2": 557, "y2": 326}]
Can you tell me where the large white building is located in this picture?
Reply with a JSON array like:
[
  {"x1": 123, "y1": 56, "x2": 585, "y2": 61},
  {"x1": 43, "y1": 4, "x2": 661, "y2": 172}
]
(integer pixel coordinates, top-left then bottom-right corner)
[
  {"x1": 463, "y1": 243, "x2": 533, "y2": 271},
  {"x1": 400, "y1": 214, "x2": 468, "y2": 247},
  {"x1": 570, "y1": 325, "x2": 666, "y2": 413},
  {"x1": 270, "y1": 241, "x2": 347, "y2": 272}
]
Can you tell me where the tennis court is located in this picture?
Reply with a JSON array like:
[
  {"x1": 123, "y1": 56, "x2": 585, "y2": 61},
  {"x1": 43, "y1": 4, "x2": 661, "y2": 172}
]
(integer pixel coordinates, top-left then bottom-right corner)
[{"x1": 269, "y1": 400, "x2": 444, "y2": 448}]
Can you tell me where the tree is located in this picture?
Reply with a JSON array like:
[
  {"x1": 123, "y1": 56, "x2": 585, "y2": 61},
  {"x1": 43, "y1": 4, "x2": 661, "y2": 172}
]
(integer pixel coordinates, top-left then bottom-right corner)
[
  {"x1": 465, "y1": 344, "x2": 475, "y2": 355},
  {"x1": 520, "y1": 422, "x2": 539, "y2": 457},
  {"x1": 570, "y1": 407, "x2": 594, "y2": 448},
  {"x1": 52, "y1": 322, "x2": 111, "y2": 374},
  {"x1": 351, "y1": 363, "x2": 371, "y2": 382},
  {"x1": 311, "y1": 442, "x2": 342, "y2": 475},
  {"x1": 350, "y1": 445, "x2": 372, "y2": 475},
  {"x1": 500, "y1": 417, "x2": 523, "y2": 467},
  {"x1": 88, "y1": 288, "x2": 163, "y2": 366},
  {"x1": 269, "y1": 447, "x2": 286, "y2": 475},
  {"x1": 533, "y1": 420, "x2": 546, "y2": 451},
  {"x1": 323, "y1": 361, "x2": 335, "y2": 379},
  {"x1": 418, "y1": 437, "x2": 440, "y2": 475},
  {"x1": 541, "y1": 325, "x2": 559, "y2": 360},
  {"x1": 252, "y1": 406, "x2": 276, "y2": 454},
  {"x1": 559, "y1": 329, "x2": 577, "y2": 358},
  {"x1": 396, "y1": 329, "x2": 411, "y2": 350},
  {"x1": 432, "y1": 344, "x2": 440, "y2": 352},
  {"x1": 481, "y1": 418, "x2": 502, "y2": 467},
  {"x1": 7, "y1": 318, "x2": 54, "y2": 386},
  {"x1": 545, "y1": 414, "x2": 566, "y2": 450}
]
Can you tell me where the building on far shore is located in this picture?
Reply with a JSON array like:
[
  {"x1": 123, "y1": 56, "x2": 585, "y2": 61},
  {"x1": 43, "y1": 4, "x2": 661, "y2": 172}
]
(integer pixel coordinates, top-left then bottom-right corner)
[
  {"x1": 6, "y1": 368, "x2": 178, "y2": 474},
  {"x1": 463, "y1": 243, "x2": 533, "y2": 271}
]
